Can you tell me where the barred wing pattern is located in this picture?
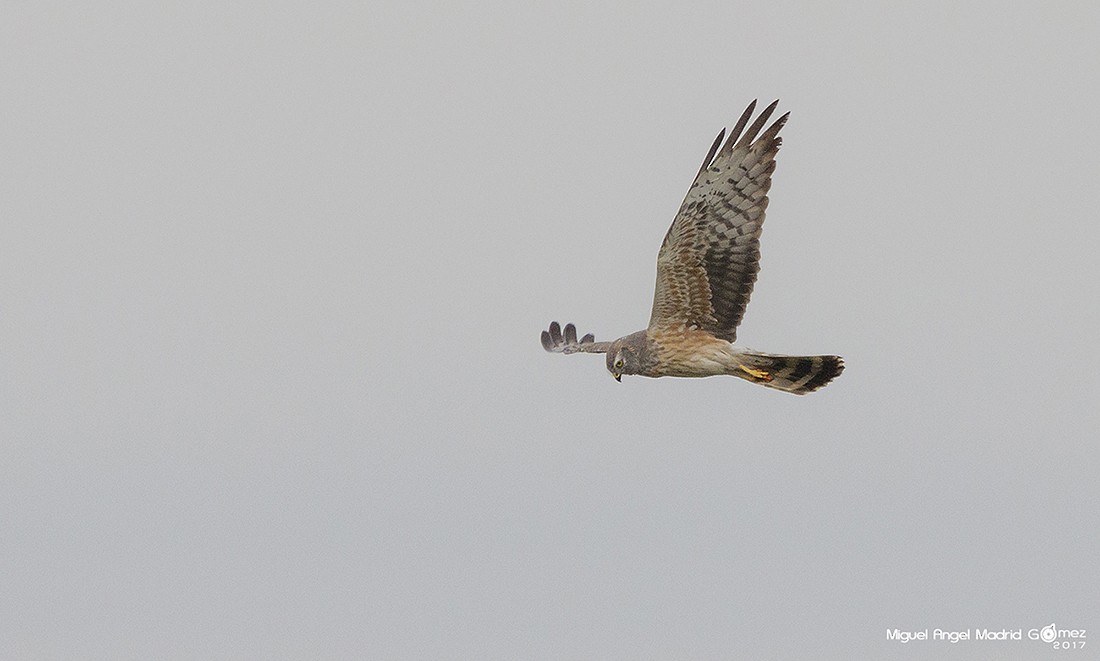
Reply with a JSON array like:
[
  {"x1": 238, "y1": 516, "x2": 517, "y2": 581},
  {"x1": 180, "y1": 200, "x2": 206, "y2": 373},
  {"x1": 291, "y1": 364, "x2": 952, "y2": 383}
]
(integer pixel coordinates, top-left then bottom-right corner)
[{"x1": 648, "y1": 100, "x2": 788, "y2": 342}]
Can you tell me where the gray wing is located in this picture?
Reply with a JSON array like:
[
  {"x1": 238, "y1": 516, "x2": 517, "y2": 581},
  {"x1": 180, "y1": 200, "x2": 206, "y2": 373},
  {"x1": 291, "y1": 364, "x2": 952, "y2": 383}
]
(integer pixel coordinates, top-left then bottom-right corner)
[
  {"x1": 648, "y1": 100, "x2": 787, "y2": 342},
  {"x1": 540, "y1": 322, "x2": 611, "y2": 354}
]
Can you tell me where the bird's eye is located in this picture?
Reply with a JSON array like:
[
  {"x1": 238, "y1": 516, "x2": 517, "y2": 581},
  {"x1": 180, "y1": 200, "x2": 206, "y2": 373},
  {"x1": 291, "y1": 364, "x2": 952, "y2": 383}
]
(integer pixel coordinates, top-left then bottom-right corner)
[{"x1": 615, "y1": 359, "x2": 624, "y2": 369}]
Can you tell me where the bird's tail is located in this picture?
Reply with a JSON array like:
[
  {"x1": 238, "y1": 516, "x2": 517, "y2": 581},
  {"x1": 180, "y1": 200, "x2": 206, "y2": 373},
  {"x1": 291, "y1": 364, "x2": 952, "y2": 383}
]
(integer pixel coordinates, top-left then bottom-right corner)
[{"x1": 730, "y1": 351, "x2": 844, "y2": 395}]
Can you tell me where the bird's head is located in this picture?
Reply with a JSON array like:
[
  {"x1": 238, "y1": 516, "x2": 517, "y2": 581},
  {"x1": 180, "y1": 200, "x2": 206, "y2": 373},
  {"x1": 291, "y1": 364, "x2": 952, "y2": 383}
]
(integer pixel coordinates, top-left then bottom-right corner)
[{"x1": 606, "y1": 340, "x2": 640, "y2": 382}]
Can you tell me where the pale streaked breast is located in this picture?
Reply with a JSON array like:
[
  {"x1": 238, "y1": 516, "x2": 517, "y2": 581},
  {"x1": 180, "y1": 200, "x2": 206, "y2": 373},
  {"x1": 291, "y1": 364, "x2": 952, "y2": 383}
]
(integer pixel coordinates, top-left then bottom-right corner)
[{"x1": 648, "y1": 329, "x2": 734, "y2": 378}]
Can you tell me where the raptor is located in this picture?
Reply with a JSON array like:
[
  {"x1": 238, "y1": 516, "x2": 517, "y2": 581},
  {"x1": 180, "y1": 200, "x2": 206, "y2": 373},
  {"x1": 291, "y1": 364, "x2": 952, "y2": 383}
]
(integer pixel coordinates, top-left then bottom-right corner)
[{"x1": 541, "y1": 100, "x2": 843, "y2": 394}]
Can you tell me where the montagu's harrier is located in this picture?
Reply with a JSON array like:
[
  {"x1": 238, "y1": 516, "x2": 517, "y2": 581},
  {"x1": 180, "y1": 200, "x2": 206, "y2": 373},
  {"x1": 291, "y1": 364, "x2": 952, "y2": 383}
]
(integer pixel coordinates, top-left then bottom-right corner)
[{"x1": 541, "y1": 100, "x2": 843, "y2": 394}]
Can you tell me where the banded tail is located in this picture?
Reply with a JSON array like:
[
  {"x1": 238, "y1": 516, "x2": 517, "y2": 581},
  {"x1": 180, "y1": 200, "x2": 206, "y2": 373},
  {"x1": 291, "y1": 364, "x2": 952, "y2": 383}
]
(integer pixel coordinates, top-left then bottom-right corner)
[{"x1": 732, "y1": 351, "x2": 844, "y2": 395}]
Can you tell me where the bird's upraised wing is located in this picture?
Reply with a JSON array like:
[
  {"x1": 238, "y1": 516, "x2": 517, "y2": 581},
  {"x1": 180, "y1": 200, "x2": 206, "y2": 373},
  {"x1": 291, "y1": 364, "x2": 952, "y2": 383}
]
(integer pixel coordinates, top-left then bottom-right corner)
[
  {"x1": 648, "y1": 100, "x2": 788, "y2": 342},
  {"x1": 540, "y1": 322, "x2": 611, "y2": 354}
]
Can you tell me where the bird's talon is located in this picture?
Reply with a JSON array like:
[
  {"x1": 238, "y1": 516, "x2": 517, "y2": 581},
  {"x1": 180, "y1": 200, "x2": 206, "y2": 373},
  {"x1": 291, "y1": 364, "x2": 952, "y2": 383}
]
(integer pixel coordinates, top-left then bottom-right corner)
[{"x1": 739, "y1": 365, "x2": 772, "y2": 381}]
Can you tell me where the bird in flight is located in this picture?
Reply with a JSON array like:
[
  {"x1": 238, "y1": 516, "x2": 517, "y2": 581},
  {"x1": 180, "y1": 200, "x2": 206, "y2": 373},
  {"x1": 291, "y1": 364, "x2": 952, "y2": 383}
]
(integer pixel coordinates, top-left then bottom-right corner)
[{"x1": 541, "y1": 100, "x2": 843, "y2": 394}]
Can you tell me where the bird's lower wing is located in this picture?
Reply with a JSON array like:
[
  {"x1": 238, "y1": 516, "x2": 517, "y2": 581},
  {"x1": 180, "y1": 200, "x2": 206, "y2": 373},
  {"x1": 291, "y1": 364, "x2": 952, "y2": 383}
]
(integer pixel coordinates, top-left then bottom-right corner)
[{"x1": 540, "y1": 321, "x2": 611, "y2": 354}]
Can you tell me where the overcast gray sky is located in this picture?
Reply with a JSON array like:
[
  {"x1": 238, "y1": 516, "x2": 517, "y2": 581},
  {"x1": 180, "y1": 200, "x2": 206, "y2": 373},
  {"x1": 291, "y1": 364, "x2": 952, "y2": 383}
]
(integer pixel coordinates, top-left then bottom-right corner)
[{"x1": 2, "y1": 1, "x2": 1098, "y2": 659}]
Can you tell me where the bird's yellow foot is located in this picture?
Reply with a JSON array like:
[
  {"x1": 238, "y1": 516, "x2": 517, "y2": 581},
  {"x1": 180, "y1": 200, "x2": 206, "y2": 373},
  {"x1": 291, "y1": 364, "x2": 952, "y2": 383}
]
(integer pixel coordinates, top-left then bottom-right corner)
[{"x1": 739, "y1": 365, "x2": 773, "y2": 381}]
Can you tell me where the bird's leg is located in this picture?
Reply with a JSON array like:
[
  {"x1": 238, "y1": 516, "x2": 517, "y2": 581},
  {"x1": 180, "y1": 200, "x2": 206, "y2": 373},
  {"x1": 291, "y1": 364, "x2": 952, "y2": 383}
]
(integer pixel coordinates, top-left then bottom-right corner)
[{"x1": 738, "y1": 364, "x2": 773, "y2": 381}]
